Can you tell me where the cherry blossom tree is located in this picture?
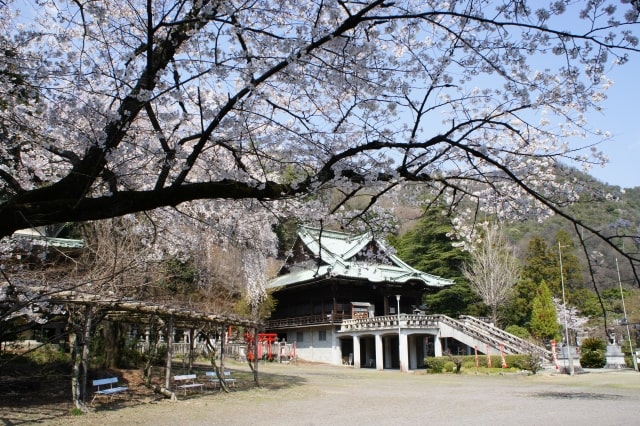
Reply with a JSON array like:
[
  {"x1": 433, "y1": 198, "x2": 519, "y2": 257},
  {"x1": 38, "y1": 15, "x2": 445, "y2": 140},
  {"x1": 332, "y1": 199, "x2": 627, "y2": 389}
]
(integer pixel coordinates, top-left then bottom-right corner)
[{"x1": 1, "y1": 0, "x2": 639, "y2": 284}]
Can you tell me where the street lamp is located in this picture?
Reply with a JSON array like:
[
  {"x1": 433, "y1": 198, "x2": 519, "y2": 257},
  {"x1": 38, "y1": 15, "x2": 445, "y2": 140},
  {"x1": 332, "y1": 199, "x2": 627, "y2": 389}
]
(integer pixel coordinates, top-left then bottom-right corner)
[
  {"x1": 616, "y1": 258, "x2": 638, "y2": 372},
  {"x1": 558, "y1": 242, "x2": 575, "y2": 376},
  {"x1": 396, "y1": 294, "x2": 401, "y2": 370}
]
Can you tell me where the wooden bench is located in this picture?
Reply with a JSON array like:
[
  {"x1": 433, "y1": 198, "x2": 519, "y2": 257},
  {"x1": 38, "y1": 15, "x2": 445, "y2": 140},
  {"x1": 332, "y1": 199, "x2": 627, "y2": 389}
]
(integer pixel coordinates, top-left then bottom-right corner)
[
  {"x1": 173, "y1": 374, "x2": 204, "y2": 395},
  {"x1": 205, "y1": 371, "x2": 236, "y2": 388},
  {"x1": 91, "y1": 377, "x2": 128, "y2": 403}
]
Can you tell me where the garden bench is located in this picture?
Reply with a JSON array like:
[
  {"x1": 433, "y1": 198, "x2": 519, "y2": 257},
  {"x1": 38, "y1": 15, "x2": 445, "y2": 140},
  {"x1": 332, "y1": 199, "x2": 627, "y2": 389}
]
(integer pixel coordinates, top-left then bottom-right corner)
[
  {"x1": 91, "y1": 377, "x2": 129, "y2": 403},
  {"x1": 173, "y1": 374, "x2": 204, "y2": 395},
  {"x1": 205, "y1": 371, "x2": 236, "y2": 388}
]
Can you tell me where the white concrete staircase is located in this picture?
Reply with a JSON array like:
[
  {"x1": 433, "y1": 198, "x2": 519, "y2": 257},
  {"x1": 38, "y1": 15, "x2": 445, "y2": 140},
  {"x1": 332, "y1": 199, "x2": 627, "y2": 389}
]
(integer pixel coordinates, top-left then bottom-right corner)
[{"x1": 437, "y1": 315, "x2": 553, "y2": 361}]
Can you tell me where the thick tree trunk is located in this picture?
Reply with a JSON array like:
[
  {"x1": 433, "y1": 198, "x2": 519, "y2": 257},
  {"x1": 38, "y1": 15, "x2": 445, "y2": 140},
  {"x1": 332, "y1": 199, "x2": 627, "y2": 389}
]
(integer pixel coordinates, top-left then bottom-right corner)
[
  {"x1": 140, "y1": 317, "x2": 174, "y2": 400},
  {"x1": 70, "y1": 324, "x2": 82, "y2": 406},
  {"x1": 188, "y1": 328, "x2": 195, "y2": 371},
  {"x1": 69, "y1": 306, "x2": 92, "y2": 413},
  {"x1": 252, "y1": 326, "x2": 260, "y2": 386},
  {"x1": 80, "y1": 305, "x2": 94, "y2": 402},
  {"x1": 164, "y1": 317, "x2": 174, "y2": 390},
  {"x1": 204, "y1": 331, "x2": 230, "y2": 393}
]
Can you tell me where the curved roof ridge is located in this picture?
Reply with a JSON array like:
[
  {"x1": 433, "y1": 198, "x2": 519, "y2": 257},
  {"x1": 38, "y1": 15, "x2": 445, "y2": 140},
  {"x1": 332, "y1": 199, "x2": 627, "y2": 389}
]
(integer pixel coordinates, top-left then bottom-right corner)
[{"x1": 268, "y1": 225, "x2": 454, "y2": 290}]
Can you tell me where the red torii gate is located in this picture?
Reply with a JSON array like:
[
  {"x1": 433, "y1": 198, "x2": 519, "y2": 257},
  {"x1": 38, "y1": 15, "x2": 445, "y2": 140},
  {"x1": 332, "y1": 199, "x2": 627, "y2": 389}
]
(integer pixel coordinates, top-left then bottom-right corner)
[{"x1": 244, "y1": 332, "x2": 278, "y2": 361}]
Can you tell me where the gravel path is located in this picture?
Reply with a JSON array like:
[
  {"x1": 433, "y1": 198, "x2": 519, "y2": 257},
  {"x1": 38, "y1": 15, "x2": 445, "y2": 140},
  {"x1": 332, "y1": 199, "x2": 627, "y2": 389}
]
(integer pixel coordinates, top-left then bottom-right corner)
[{"x1": 8, "y1": 362, "x2": 640, "y2": 426}]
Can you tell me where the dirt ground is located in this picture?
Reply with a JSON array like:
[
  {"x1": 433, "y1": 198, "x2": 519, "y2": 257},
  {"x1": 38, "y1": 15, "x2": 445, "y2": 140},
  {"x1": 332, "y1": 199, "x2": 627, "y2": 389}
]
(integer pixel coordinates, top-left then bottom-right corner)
[{"x1": 2, "y1": 361, "x2": 639, "y2": 426}]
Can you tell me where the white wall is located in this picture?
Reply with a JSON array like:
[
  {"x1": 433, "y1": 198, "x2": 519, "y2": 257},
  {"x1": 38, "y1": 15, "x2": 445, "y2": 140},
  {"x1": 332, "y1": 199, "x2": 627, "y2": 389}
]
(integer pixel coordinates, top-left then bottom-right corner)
[{"x1": 286, "y1": 326, "x2": 341, "y2": 365}]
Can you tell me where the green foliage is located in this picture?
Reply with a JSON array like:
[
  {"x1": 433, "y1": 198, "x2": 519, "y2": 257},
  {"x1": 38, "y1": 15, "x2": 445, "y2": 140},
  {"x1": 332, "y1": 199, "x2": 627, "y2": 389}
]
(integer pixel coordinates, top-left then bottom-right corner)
[
  {"x1": 26, "y1": 344, "x2": 69, "y2": 364},
  {"x1": 569, "y1": 288, "x2": 602, "y2": 317},
  {"x1": 520, "y1": 237, "x2": 557, "y2": 290},
  {"x1": 555, "y1": 230, "x2": 583, "y2": 298},
  {"x1": 504, "y1": 325, "x2": 531, "y2": 340},
  {"x1": 504, "y1": 236, "x2": 557, "y2": 329},
  {"x1": 422, "y1": 282, "x2": 486, "y2": 318},
  {"x1": 530, "y1": 281, "x2": 561, "y2": 341},
  {"x1": 503, "y1": 277, "x2": 538, "y2": 328},
  {"x1": 508, "y1": 354, "x2": 542, "y2": 374},
  {"x1": 390, "y1": 208, "x2": 484, "y2": 317},
  {"x1": 581, "y1": 337, "x2": 607, "y2": 352},
  {"x1": 580, "y1": 349, "x2": 606, "y2": 368},
  {"x1": 273, "y1": 217, "x2": 300, "y2": 257},
  {"x1": 426, "y1": 354, "x2": 539, "y2": 373},
  {"x1": 391, "y1": 208, "x2": 469, "y2": 278},
  {"x1": 423, "y1": 357, "x2": 446, "y2": 373},
  {"x1": 580, "y1": 337, "x2": 607, "y2": 368},
  {"x1": 118, "y1": 339, "x2": 145, "y2": 368},
  {"x1": 160, "y1": 257, "x2": 198, "y2": 294},
  {"x1": 443, "y1": 361, "x2": 456, "y2": 372},
  {"x1": 70, "y1": 408, "x2": 84, "y2": 416}
]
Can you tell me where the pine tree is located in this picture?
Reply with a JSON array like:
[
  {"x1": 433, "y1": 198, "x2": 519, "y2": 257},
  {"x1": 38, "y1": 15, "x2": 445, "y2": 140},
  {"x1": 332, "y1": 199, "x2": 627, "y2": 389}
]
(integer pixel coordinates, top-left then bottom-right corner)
[
  {"x1": 390, "y1": 209, "x2": 484, "y2": 317},
  {"x1": 521, "y1": 237, "x2": 557, "y2": 288},
  {"x1": 530, "y1": 281, "x2": 560, "y2": 342},
  {"x1": 555, "y1": 230, "x2": 583, "y2": 294},
  {"x1": 505, "y1": 236, "x2": 556, "y2": 328}
]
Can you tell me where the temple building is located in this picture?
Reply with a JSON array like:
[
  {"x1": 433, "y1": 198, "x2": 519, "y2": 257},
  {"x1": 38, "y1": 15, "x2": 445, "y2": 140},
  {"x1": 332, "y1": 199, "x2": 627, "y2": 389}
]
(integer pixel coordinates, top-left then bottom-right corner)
[
  {"x1": 265, "y1": 225, "x2": 456, "y2": 370},
  {"x1": 265, "y1": 226, "x2": 551, "y2": 371}
]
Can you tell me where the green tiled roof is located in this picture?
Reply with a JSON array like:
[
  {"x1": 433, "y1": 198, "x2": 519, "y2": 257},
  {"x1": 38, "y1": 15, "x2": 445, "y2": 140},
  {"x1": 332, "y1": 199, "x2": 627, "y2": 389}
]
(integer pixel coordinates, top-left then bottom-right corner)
[{"x1": 268, "y1": 226, "x2": 453, "y2": 289}]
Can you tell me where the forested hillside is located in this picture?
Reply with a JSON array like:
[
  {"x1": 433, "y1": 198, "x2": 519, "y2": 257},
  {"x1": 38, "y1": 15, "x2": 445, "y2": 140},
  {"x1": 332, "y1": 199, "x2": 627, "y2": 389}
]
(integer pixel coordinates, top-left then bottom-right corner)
[{"x1": 389, "y1": 168, "x2": 640, "y2": 341}]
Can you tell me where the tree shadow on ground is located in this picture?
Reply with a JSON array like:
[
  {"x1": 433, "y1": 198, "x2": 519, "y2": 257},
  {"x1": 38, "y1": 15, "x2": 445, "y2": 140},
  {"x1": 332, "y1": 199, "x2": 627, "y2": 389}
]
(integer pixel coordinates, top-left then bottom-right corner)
[{"x1": 0, "y1": 364, "x2": 308, "y2": 423}]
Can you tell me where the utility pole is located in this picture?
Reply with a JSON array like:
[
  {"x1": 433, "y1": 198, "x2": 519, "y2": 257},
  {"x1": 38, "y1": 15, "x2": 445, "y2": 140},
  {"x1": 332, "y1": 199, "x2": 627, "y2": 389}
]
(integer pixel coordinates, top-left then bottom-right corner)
[{"x1": 559, "y1": 242, "x2": 574, "y2": 376}]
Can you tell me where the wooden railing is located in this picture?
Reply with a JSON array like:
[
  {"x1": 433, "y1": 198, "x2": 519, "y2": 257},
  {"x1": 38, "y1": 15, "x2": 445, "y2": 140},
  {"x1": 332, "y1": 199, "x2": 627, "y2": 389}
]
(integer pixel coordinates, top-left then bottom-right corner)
[{"x1": 265, "y1": 312, "x2": 351, "y2": 329}]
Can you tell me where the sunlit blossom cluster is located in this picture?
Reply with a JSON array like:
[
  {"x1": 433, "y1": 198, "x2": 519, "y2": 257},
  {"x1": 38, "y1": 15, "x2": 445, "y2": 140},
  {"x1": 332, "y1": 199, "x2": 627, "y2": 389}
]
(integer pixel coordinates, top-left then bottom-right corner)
[{"x1": 1, "y1": 0, "x2": 638, "y2": 303}]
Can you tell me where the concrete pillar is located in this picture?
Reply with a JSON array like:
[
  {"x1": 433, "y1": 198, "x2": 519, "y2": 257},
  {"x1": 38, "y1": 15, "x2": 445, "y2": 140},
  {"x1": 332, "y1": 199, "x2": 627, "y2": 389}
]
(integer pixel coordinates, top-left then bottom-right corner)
[
  {"x1": 399, "y1": 330, "x2": 408, "y2": 372},
  {"x1": 434, "y1": 332, "x2": 443, "y2": 357},
  {"x1": 332, "y1": 330, "x2": 342, "y2": 366},
  {"x1": 408, "y1": 335, "x2": 417, "y2": 370},
  {"x1": 353, "y1": 335, "x2": 361, "y2": 368},
  {"x1": 384, "y1": 336, "x2": 393, "y2": 369},
  {"x1": 375, "y1": 333, "x2": 384, "y2": 370}
]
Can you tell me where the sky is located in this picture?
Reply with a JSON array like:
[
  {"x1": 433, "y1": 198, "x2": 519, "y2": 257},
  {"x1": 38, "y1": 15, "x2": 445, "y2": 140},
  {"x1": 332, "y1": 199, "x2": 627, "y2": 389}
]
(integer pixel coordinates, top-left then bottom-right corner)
[
  {"x1": 9, "y1": 1, "x2": 639, "y2": 188},
  {"x1": 583, "y1": 57, "x2": 640, "y2": 189}
]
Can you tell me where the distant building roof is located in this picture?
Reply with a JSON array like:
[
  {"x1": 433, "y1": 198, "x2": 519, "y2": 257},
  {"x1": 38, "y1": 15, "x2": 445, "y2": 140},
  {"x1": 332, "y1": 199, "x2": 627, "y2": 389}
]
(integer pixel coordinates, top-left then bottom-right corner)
[
  {"x1": 267, "y1": 226, "x2": 453, "y2": 290},
  {"x1": 12, "y1": 225, "x2": 84, "y2": 248}
]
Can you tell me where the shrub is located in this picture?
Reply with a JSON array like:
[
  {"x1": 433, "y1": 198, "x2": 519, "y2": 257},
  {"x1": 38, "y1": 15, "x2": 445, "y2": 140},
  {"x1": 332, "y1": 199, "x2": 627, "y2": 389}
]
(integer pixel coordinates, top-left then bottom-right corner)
[
  {"x1": 579, "y1": 337, "x2": 607, "y2": 368},
  {"x1": 424, "y1": 357, "x2": 446, "y2": 373},
  {"x1": 581, "y1": 337, "x2": 606, "y2": 352},
  {"x1": 462, "y1": 361, "x2": 476, "y2": 369},
  {"x1": 26, "y1": 344, "x2": 68, "y2": 364},
  {"x1": 507, "y1": 354, "x2": 542, "y2": 374},
  {"x1": 443, "y1": 361, "x2": 456, "y2": 372},
  {"x1": 505, "y1": 325, "x2": 531, "y2": 340},
  {"x1": 580, "y1": 349, "x2": 606, "y2": 368}
]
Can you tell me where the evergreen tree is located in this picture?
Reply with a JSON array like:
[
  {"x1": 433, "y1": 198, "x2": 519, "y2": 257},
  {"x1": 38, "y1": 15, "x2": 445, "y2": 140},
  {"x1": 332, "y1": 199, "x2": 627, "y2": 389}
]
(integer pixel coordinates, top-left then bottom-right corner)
[
  {"x1": 521, "y1": 237, "x2": 557, "y2": 287},
  {"x1": 504, "y1": 236, "x2": 556, "y2": 329},
  {"x1": 391, "y1": 209, "x2": 468, "y2": 278},
  {"x1": 389, "y1": 209, "x2": 484, "y2": 317},
  {"x1": 502, "y1": 277, "x2": 538, "y2": 328},
  {"x1": 555, "y1": 229, "x2": 583, "y2": 295},
  {"x1": 529, "y1": 281, "x2": 560, "y2": 342}
]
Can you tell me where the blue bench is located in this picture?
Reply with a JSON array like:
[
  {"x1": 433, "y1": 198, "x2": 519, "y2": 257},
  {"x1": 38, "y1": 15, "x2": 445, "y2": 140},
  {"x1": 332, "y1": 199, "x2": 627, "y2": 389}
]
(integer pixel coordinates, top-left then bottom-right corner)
[
  {"x1": 92, "y1": 377, "x2": 129, "y2": 403},
  {"x1": 173, "y1": 374, "x2": 204, "y2": 395},
  {"x1": 205, "y1": 371, "x2": 236, "y2": 388}
]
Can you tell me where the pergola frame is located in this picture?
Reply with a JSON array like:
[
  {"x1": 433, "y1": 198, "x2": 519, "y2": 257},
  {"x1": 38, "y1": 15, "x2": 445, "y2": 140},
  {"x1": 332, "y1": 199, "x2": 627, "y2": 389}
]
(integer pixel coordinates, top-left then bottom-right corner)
[{"x1": 18, "y1": 288, "x2": 262, "y2": 407}]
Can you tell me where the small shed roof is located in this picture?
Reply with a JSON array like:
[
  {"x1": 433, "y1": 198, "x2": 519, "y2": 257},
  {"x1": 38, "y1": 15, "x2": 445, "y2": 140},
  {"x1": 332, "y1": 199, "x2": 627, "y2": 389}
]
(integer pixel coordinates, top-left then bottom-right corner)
[{"x1": 268, "y1": 226, "x2": 453, "y2": 290}]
